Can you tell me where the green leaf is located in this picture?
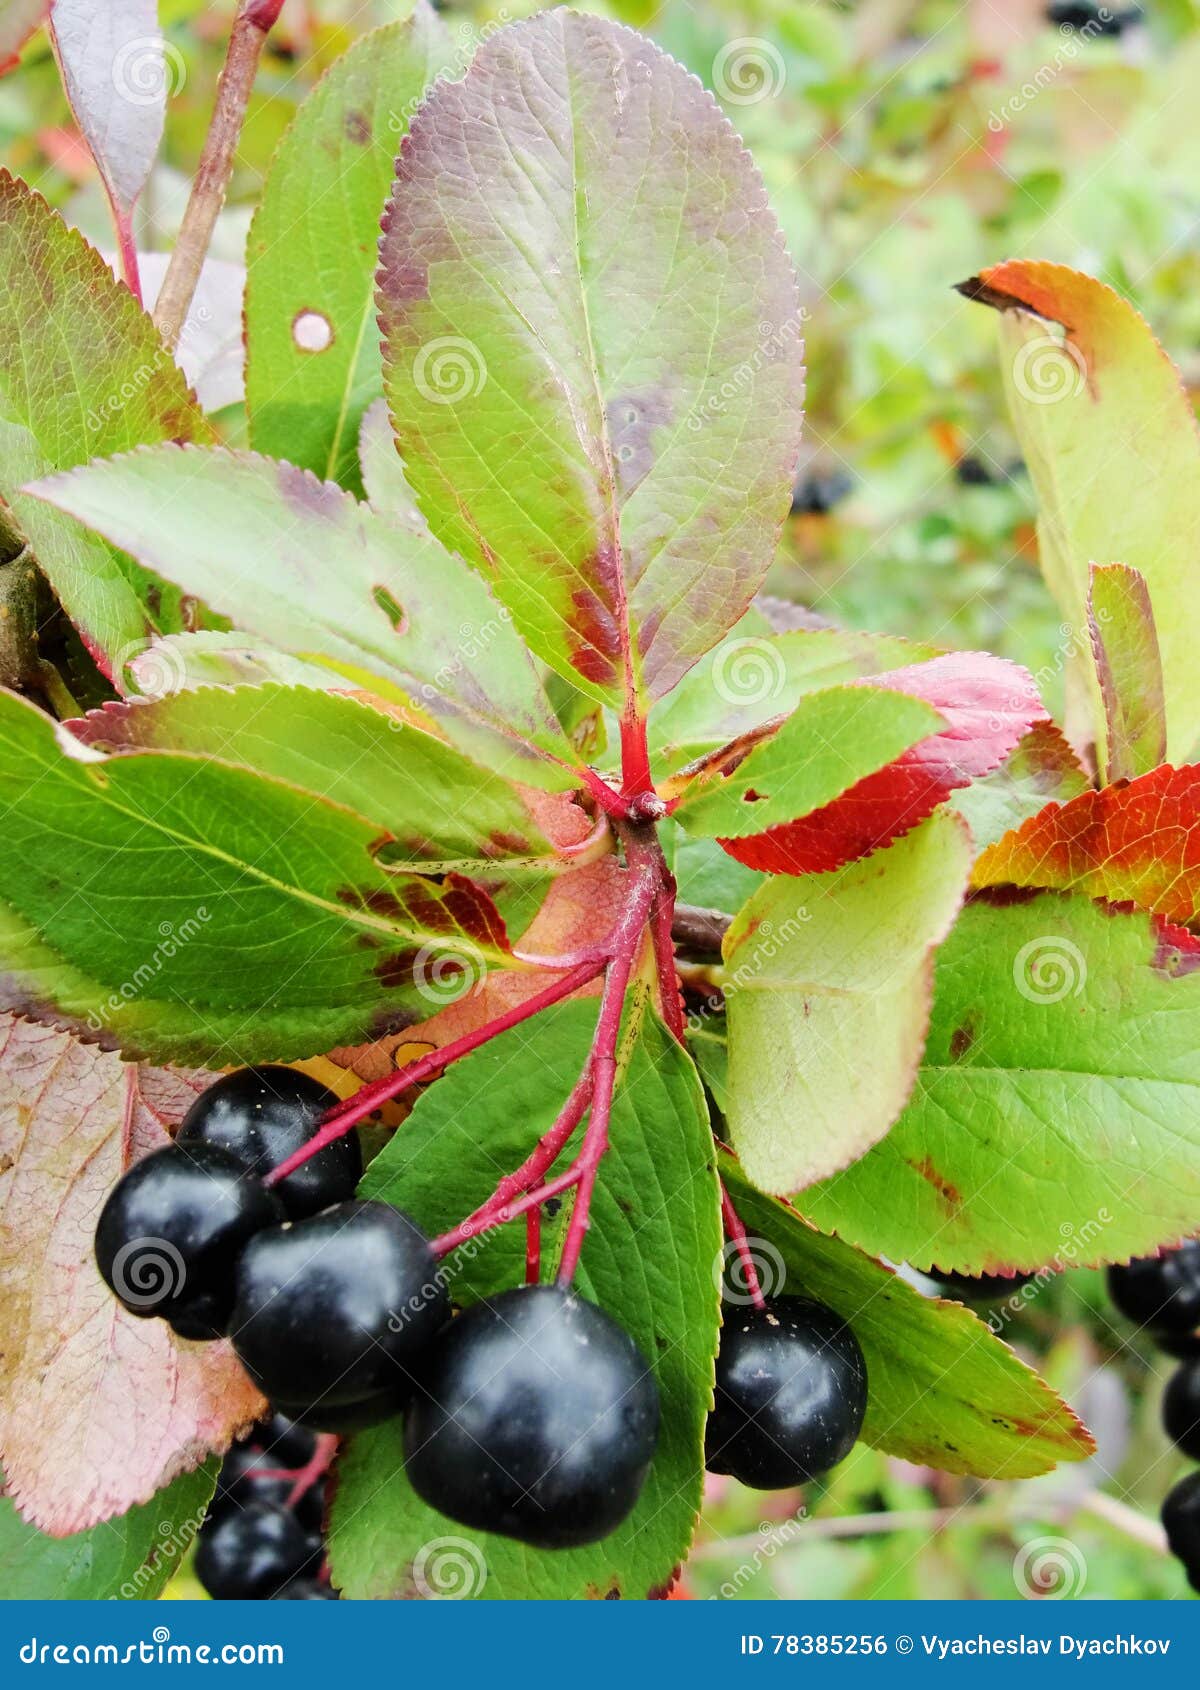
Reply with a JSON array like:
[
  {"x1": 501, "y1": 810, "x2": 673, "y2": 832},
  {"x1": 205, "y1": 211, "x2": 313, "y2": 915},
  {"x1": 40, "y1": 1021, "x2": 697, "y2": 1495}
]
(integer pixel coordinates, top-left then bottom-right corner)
[
  {"x1": 27, "y1": 445, "x2": 580, "y2": 788},
  {"x1": 1088, "y1": 562, "x2": 1166, "y2": 783},
  {"x1": 330, "y1": 999, "x2": 721, "y2": 1599},
  {"x1": 797, "y1": 892, "x2": 1200, "y2": 1273},
  {"x1": 378, "y1": 11, "x2": 804, "y2": 708},
  {"x1": 970, "y1": 261, "x2": 1200, "y2": 761},
  {"x1": 0, "y1": 686, "x2": 518, "y2": 1063},
  {"x1": 71, "y1": 684, "x2": 564, "y2": 871},
  {"x1": 719, "y1": 1157, "x2": 1093, "y2": 1479},
  {"x1": 650, "y1": 625, "x2": 938, "y2": 778},
  {"x1": 0, "y1": 1464, "x2": 216, "y2": 1600},
  {"x1": 723, "y1": 811, "x2": 971, "y2": 1193},
  {"x1": 670, "y1": 685, "x2": 943, "y2": 840},
  {"x1": 245, "y1": 7, "x2": 455, "y2": 493},
  {"x1": 0, "y1": 170, "x2": 210, "y2": 668}
]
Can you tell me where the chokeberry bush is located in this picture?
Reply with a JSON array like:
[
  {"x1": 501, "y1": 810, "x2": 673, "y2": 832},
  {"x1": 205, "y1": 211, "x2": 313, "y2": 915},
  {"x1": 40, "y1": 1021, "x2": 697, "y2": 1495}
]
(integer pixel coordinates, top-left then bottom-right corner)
[{"x1": 0, "y1": 0, "x2": 1198, "y2": 1603}]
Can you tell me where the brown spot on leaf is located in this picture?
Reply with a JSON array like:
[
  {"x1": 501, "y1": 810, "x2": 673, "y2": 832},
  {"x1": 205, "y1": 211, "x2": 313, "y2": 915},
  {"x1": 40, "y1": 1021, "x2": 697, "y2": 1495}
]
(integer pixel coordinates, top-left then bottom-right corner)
[
  {"x1": 909, "y1": 1156, "x2": 961, "y2": 1209},
  {"x1": 948, "y1": 1022, "x2": 975, "y2": 1061},
  {"x1": 344, "y1": 109, "x2": 371, "y2": 144}
]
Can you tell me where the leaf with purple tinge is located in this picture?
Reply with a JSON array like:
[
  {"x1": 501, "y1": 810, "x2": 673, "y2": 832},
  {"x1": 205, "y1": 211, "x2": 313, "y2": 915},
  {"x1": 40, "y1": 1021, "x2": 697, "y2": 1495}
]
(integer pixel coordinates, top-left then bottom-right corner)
[
  {"x1": 1089, "y1": 563, "x2": 1166, "y2": 783},
  {"x1": 49, "y1": 1, "x2": 166, "y2": 237},
  {"x1": 378, "y1": 11, "x2": 804, "y2": 710},
  {"x1": 0, "y1": 1014, "x2": 263, "y2": 1535}
]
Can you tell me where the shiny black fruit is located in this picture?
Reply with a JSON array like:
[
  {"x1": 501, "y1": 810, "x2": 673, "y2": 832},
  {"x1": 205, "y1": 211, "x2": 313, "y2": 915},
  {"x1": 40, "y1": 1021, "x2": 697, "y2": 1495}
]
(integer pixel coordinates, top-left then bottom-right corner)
[
  {"x1": 94, "y1": 1142, "x2": 284, "y2": 1338},
  {"x1": 706, "y1": 1296, "x2": 867, "y2": 1488},
  {"x1": 1108, "y1": 1244, "x2": 1200, "y2": 1338},
  {"x1": 178, "y1": 1066, "x2": 359, "y2": 1220},
  {"x1": 404, "y1": 1285, "x2": 659, "y2": 1550},
  {"x1": 1162, "y1": 1472, "x2": 1200, "y2": 1567},
  {"x1": 195, "y1": 1503, "x2": 319, "y2": 1599},
  {"x1": 231, "y1": 1200, "x2": 447, "y2": 1428},
  {"x1": 1164, "y1": 1360, "x2": 1200, "y2": 1461}
]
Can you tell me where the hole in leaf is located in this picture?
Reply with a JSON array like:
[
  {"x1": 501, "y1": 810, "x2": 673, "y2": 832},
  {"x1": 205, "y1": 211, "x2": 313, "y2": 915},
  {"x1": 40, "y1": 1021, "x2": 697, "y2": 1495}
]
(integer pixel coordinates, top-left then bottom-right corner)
[
  {"x1": 372, "y1": 584, "x2": 408, "y2": 633},
  {"x1": 742, "y1": 787, "x2": 766, "y2": 802},
  {"x1": 292, "y1": 310, "x2": 333, "y2": 353}
]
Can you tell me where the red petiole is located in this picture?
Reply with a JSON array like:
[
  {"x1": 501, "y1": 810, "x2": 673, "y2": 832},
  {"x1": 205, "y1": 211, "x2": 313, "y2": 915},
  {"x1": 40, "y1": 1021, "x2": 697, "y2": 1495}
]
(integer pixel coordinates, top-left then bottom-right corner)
[{"x1": 720, "y1": 1182, "x2": 767, "y2": 1309}]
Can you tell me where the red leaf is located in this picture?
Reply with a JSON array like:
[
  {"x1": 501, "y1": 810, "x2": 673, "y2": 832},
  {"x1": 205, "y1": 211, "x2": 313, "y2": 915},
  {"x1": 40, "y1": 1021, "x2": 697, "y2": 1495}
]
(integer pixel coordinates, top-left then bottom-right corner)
[
  {"x1": 720, "y1": 652, "x2": 1046, "y2": 875},
  {"x1": 974, "y1": 764, "x2": 1200, "y2": 925},
  {"x1": 0, "y1": 1017, "x2": 264, "y2": 1534}
]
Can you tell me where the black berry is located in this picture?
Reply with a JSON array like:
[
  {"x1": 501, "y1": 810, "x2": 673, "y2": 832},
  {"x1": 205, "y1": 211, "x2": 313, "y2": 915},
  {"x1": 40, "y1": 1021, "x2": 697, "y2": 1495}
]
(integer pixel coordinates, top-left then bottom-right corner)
[
  {"x1": 94, "y1": 1142, "x2": 284, "y2": 1339},
  {"x1": 404, "y1": 1285, "x2": 660, "y2": 1550},
  {"x1": 210, "y1": 1445, "x2": 325, "y2": 1533},
  {"x1": 791, "y1": 467, "x2": 852, "y2": 516},
  {"x1": 1044, "y1": 2, "x2": 1141, "y2": 33},
  {"x1": 231, "y1": 1200, "x2": 448, "y2": 1428},
  {"x1": 178, "y1": 1066, "x2": 360, "y2": 1220},
  {"x1": 195, "y1": 1503, "x2": 319, "y2": 1600},
  {"x1": 275, "y1": 1578, "x2": 339, "y2": 1599},
  {"x1": 1162, "y1": 1471, "x2": 1200, "y2": 1566},
  {"x1": 932, "y1": 1270, "x2": 1036, "y2": 1304},
  {"x1": 255, "y1": 1412, "x2": 318, "y2": 1470},
  {"x1": 1108, "y1": 1244, "x2": 1200, "y2": 1337},
  {"x1": 706, "y1": 1297, "x2": 867, "y2": 1488},
  {"x1": 1164, "y1": 1360, "x2": 1200, "y2": 1461}
]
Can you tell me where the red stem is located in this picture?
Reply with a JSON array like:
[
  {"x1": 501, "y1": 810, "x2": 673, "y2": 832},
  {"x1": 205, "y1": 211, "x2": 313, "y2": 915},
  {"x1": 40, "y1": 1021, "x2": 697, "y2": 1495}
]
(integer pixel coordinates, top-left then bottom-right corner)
[
  {"x1": 720, "y1": 1182, "x2": 767, "y2": 1309},
  {"x1": 113, "y1": 206, "x2": 142, "y2": 304},
  {"x1": 620, "y1": 712, "x2": 654, "y2": 797},
  {"x1": 266, "y1": 958, "x2": 604, "y2": 1187},
  {"x1": 283, "y1": 1433, "x2": 337, "y2": 1510},
  {"x1": 525, "y1": 1208, "x2": 541, "y2": 1284}
]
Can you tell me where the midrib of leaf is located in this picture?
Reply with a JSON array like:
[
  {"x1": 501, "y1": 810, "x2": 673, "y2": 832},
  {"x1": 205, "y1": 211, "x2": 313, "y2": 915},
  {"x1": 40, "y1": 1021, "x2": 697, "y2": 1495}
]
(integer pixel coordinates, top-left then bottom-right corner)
[
  {"x1": 324, "y1": 287, "x2": 374, "y2": 484},
  {"x1": 563, "y1": 47, "x2": 635, "y2": 710}
]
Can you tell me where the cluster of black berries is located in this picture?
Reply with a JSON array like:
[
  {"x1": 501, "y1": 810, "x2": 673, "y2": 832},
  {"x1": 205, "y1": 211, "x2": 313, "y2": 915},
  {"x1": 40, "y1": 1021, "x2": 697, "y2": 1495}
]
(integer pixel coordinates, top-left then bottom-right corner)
[
  {"x1": 1044, "y1": 3, "x2": 1143, "y2": 36},
  {"x1": 196, "y1": 1416, "x2": 335, "y2": 1600},
  {"x1": 1107, "y1": 1244, "x2": 1200, "y2": 1591},
  {"x1": 95, "y1": 1070, "x2": 871, "y2": 1568}
]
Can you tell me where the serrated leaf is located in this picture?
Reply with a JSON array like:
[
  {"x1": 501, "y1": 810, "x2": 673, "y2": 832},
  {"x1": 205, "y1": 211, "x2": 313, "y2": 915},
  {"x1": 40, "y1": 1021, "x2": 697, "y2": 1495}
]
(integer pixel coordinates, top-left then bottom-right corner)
[
  {"x1": 723, "y1": 811, "x2": 971, "y2": 1193},
  {"x1": 66, "y1": 684, "x2": 583, "y2": 873},
  {"x1": 713, "y1": 653, "x2": 1046, "y2": 875},
  {"x1": 0, "y1": 172, "x2": 210, "y2": 669},
  {"x1": 378, "y1": 10, "x2": 803, "y2": 708},
  {"x1": 27, "y1": 445, "x2": 580, "y2": 788},
  {"x1": 0, "y1": 686, "x2": 519, "y2": 1063},
  {"x1": 973, "y1": 763, "x2": 1200, "y2": 924},
  {"x1": 0, "y1": 1464, "x2": 215, "y2": 1598},
  {"x1": 797, "y1": 892, "x2": 1200, "y2": 1274},
  {"x1": 0, "y1": 1016, "x2": 261, "y2": 1533},
  {"x1": 1089, "y1": 563, "x2": 1166, "y2": 783},
  {"x1": 649, "y1": 624, "x2": 939, "y2": 778},
  {"x1": 951, "y1": 722, "x2": 1090, "y2": 856},
  {"x1": 127, "y1": 631, "x2": 339, "y2": 695},
  {"x1": 967, "y1": 261, "x2": 1200, "y2": 762},
  {"x1": 719, "y1": 1157, "x2": 1093, "y2": 1479},
  {"x1": 330, "y1": 999, "x2": 721, "y2": 1599},
  {"x1": 670, "y1": 685, "x2": 944, "y2": 843},
  {"x1": 245, "y1": 7, "x2": 454, "y2": 492},
  {"x1": 357, "y1": 399, "x2": 424, "y2": 532},
  {"x1": 49, "y1": 1, "x2": 164, "y2": 218}
]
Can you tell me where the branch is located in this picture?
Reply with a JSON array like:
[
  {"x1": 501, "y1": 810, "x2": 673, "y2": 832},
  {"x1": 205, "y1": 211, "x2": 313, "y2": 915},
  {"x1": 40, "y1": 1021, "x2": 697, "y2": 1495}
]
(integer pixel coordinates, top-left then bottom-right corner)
[
  {"x1": 153, "y1": 1, "x2": 285, "y2": 348},
  {"x1": 671, "y1": 903, "x2": 732, "y2": 959}
]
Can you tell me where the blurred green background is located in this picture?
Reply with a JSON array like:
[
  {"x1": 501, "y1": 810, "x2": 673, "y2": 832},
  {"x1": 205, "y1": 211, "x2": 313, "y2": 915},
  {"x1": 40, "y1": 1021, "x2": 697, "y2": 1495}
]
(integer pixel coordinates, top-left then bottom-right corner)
[{"x1": 6, "y1": 0, "x2": 1200, "y2": 1599}]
